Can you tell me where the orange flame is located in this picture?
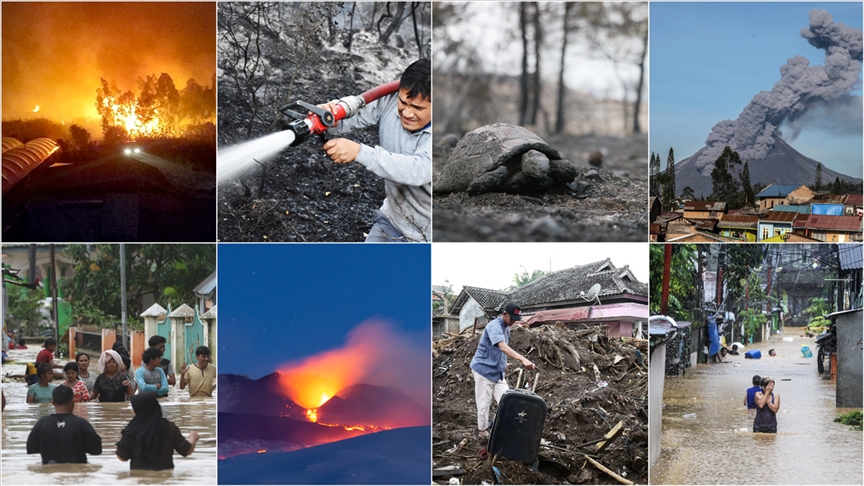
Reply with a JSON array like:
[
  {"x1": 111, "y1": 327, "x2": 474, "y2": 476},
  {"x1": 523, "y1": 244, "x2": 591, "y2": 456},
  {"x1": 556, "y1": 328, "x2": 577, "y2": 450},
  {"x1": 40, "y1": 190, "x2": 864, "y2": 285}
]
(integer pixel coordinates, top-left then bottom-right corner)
[
  {"x1": 257, "y1": 450, "x2": 267, "y2": 454},
  {"x1": 101, "y1": 96, "x2": 164, "y2": 138},
  {"x1": 306, "y1": 409, "x2": 318, "y2": 423}
]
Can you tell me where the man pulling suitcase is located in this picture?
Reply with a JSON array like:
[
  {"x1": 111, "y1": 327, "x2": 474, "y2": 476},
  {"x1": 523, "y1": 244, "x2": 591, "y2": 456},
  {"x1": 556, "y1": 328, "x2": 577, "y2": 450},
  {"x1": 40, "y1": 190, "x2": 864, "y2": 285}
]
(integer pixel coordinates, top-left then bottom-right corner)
[{"x1": 469, "y1": 302, "x2": 535, "y2": 439}]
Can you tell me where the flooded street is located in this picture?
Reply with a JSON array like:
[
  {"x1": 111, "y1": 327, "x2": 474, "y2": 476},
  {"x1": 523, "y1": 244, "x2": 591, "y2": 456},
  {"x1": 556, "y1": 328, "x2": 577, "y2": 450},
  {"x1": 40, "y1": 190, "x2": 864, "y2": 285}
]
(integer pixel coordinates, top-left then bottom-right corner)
[
  {"x1": 2, "y1": 347, "x2": 216, "y2": 484},
  {"x1": 651, "y1": 333, "x2": 863, "y2": 484}
]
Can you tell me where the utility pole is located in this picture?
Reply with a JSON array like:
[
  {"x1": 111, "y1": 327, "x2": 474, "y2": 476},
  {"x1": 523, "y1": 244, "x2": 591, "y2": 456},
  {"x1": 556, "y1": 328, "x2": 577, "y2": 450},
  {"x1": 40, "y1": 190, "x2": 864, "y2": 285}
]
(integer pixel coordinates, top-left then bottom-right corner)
[
  {"x1": 120, "y1": 244, "x2": 128, "y2": 350},
  {"x1": 661, "y1": 245, "x2": 672, "y2": 315}
]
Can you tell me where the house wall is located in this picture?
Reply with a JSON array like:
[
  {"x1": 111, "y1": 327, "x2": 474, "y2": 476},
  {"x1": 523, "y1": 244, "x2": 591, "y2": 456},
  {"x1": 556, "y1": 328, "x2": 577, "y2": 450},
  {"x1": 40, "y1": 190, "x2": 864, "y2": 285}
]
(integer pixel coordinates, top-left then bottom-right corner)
[
  {"x1": 787, "y1": 185, "x2": 814, "y2": 203},
  {"x1": 459, "y1": 297, "x2": 487, "y2": 332},
  {"x1": 811, "y1": 230, "x2": 853, "y2": 243},
  {"x1": 649, "y1": 341, "x2": 667, "y2": 467},
  {"x1": 836, "y1": 310, "x2": 863, "y2": 408},
  {"x1": 759, "y1": 197, "x2": 785, "y2": 211}
]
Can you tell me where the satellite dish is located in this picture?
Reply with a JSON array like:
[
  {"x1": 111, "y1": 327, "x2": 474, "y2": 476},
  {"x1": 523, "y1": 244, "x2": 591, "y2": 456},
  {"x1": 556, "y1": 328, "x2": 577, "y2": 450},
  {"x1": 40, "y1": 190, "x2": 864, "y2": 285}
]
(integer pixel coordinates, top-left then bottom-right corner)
[{"x1": 580, "y1": 283, "x2": 602, "y2": 306}]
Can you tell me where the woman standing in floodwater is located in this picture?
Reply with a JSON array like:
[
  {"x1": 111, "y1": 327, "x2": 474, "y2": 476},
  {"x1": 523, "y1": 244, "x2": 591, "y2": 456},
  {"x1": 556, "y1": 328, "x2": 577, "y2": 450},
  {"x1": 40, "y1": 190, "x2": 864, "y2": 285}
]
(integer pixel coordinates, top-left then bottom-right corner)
[
  {"x1": 753, "y1": 376, "x2": 780, "y2": 433},
  {"x1": 115, "y1": 394, "x2": 199, "y2": 470},
  {"x1": 91, "y1": 350, "x2": 133, "y2": 402}
]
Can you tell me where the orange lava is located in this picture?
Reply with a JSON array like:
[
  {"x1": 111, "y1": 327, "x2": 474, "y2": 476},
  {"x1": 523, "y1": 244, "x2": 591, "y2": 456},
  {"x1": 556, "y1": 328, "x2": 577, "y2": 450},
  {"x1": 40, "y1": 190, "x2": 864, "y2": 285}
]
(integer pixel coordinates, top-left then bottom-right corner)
[{"x1": 306, "y1": 409, "x2": 318, "y2": 423}]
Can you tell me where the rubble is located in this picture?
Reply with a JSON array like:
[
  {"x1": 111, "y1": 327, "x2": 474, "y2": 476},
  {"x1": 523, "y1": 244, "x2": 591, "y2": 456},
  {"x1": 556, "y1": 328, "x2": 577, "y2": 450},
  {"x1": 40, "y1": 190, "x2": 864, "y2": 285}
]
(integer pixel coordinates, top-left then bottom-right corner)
[{"x1": 433, "y1": 323, "x2": 647, "y2": 485}]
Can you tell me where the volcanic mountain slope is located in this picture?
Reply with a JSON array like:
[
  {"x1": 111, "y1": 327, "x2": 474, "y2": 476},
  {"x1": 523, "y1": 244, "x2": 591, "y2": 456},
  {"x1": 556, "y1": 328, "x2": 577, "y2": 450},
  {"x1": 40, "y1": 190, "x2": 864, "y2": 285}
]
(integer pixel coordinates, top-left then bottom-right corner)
[
  {"x1": 673, "y1": 135, "x2": 861, "y2": 198},
  {"x1": 218, "y1": 373, "x2": 303, "y2": 416},
  {"x1": 317, "y1": 383, "x2": 430, "y2": 428},
  {"x1": 219, "y1": 426, "x2": 430, "y2": 485}
]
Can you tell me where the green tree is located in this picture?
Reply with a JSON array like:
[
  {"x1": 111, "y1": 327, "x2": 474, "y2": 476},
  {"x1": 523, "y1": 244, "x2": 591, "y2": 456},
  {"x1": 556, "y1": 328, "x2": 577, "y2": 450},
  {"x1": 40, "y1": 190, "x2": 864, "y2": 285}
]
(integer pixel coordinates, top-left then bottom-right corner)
[
  {"x1": 507, "y1": 267, "x2": 548, "y2": 290},
  {"x1": 724, "y1": 245, "x2": 764, "y2": 306},
  {"x1": 804, "y1": 297, "x2": 832, "y2": 333},
  {"x1": 740, "y1": 307, "x2": 767, "y2": 341},
  {"x1": 649, "y1": 152, "x2": 661, "y2": 198},
  {"x1": 4, "y1": 282, "x2": 46, "y2": 337},
  {"x1": 649, "y1": 244, "x2": 697, "y2": 321},
  {"x1": 661, "y1": 148, "x2": 676, "y2": 210},
  {"x1": 813, "y1": 163, "x2": 823, "y2": 193},
  {"x1": 680, "y1": 186, "x2": 695, "y2": 201},
  {"x1": 740, "y1": 160, "x2": 754, "y2": 207},
  {"x1": 710, "y1": 146, "x2": 742, "y2": 205},
  {"x1": 58, "y1": 244, "x2": 215, "y2": 327}
]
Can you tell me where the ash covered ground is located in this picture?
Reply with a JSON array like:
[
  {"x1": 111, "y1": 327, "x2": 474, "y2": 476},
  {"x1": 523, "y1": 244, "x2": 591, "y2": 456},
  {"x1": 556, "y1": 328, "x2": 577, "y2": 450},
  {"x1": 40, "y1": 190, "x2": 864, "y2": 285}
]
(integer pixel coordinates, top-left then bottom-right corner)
[
  {"x1": 433, "y1": 324, "x2": 648, "y2": 485},
  {"x1": 218, "y1": 22, "x2": 421, "y2": 242},
  {"x1": 433, "y1": 134, "x2": 648, "y2": 242}
]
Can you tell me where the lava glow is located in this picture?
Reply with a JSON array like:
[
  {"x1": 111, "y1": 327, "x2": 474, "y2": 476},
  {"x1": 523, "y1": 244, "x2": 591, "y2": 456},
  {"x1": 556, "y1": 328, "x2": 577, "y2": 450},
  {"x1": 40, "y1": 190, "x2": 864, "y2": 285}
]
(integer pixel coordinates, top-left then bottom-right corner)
[{"x1": 306, "y1": 409, "x2": 318, "y2": 423}]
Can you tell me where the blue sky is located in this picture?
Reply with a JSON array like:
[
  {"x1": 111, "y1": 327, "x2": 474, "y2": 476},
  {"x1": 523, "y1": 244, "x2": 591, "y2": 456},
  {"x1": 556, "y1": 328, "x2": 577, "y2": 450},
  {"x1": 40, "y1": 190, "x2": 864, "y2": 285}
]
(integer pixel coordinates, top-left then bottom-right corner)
[
  {"x1": 218, "y1": 244, "x2": 430, "y2": 379},
  {"x1": 650, "y1": 2, "x2": 863, "y2": 178}
]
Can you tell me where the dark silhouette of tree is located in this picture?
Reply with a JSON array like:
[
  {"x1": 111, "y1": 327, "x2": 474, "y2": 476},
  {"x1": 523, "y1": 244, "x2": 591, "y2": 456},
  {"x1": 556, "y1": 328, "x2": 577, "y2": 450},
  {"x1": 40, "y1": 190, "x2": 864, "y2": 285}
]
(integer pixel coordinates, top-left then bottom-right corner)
[
  {"x1": 814, "y1": 162, "x2": 823, "y2": 192},
  {"x1": 378, "y1": 2, "x2": 407, "y2": 44},
  {"x1": 710, "y1": 146, "x2": 742, "y2": 204},
  {"x1": 69, "y1": 125, "x2": 91, "y2": 151},
  {"x1": 649, "y1": 151, "x2": 661, "y2": 197},
  {"x1": 740, "y1": 160, "x2": 754, "y2": 207},
  {"x1": 519, "y1": 3, "x2": 530, "y2": 126},
  {"x1": 554, "y1": 2, "x2": 573, "y2": 134},
  {"x1": 529, "y1": 2, "x2": 542, "y2": 126},
  {"x1": 661, "y1": 148, "x2": 676, "y2": 210},
  {"x1": 681, "y1": 186, "x2": 695, "y2": 201}
]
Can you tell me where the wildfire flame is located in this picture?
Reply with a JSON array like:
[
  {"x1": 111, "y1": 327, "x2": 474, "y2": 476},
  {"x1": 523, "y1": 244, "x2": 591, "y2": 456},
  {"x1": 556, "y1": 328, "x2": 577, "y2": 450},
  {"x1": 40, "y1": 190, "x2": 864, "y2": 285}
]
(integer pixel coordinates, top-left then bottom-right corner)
[{"x1": 101, "y1": 96, "x2": 163, "y2": 138}]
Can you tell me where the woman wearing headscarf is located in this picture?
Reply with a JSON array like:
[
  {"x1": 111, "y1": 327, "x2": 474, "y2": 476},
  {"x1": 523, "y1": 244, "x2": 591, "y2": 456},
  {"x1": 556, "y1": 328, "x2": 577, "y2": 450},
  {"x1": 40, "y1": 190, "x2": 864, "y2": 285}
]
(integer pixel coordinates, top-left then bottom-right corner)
[
  {"x1": 115, "y1": 394, "x2": 199, "y2": 470},
  {"x1": 91, "y1": 350, "x2": 133, "y2": 402}
]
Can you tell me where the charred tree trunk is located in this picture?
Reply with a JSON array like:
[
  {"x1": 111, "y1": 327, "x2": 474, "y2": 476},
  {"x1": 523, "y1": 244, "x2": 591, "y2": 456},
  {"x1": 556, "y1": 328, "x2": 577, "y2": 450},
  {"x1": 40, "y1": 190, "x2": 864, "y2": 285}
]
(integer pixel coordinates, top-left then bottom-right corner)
[
  {"x1": 519, "y1": 3, "x2": 530, "y2": 126},
  {"x1": 379, "y1": 2, "x2": 407, "y2": 45},
  {"x1": 347, "y1": 2, "x2": 356, "y2": 52},
  {"x1": 632, "y1": 27, "x2": 648, "y2": 134},
  {"x1": 530, "y1": 2, "x2": 542, "y2": 126},
  {"x1": 554, "y1": 3, "x2": 572, "y2": 134},
  {"x1": 411, "y1": 2, "x2": 422, "y2": 58}
]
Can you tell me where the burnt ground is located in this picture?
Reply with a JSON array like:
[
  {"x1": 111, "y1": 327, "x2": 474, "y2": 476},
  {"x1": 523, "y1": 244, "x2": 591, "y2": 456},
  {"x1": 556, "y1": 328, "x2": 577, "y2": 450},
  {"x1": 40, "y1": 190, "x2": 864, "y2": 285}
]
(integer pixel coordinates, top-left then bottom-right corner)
[
  {"x1": 433, "y1": 324, "x2": 648, "y2": 485},
  {"x1": 217, "y1": 35, "x2": 414, "y2": 243},
  {"x1": 433, "y1": 134, "x2": 648, "y2": 242}
]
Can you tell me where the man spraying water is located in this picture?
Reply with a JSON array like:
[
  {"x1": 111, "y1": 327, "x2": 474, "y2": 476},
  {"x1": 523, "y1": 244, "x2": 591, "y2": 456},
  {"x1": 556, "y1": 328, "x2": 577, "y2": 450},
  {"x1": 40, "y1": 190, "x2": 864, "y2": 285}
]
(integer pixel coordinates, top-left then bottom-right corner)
[{"x1": 320, "y1": 59, "x2": 431, "y2": 242}]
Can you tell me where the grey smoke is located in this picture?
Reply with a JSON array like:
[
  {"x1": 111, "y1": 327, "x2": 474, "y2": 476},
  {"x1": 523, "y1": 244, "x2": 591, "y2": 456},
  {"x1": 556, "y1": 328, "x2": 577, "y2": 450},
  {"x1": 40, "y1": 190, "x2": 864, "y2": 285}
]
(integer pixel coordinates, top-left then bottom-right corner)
[{"x1": 695, "y1": 9, "x2": 862, "y2": 174}]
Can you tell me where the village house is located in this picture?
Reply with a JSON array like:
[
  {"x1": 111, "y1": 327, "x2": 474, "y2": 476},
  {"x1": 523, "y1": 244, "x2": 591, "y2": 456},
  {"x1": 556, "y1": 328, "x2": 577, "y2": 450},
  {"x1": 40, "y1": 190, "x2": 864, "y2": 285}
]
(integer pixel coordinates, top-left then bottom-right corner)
[
  {"x1": 802, "y1": 214, "x2": 863, "y2": 242},
  {"x1": 448, "y1": 259, "x2": 648, "y2": 338},
  {"x1": 716, "y1": 214, "x2": 759, "y2": 241},
  {"x1": 755, "y1": 184, "x2": 814, "y2": 211},
  {"x1": 757, "y1": 210, "x2": 798, "y2": 241}
]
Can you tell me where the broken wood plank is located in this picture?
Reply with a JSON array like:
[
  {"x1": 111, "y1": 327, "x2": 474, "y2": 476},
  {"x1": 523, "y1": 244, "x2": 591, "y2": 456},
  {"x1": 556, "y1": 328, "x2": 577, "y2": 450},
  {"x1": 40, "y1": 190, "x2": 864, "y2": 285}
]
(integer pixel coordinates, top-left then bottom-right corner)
[
  {"x1": 583, "y1": 455, "x2": 634, "y2": 485},
  {"x1": 595, "y1": 420, "x2": 625, "y2": 454}
]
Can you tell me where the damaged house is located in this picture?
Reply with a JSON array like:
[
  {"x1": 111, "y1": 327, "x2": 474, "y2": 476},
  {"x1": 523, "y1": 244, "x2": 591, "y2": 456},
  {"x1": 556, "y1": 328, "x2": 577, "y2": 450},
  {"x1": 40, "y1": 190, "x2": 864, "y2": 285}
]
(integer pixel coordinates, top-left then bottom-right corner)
[{"x1": 449, "y1": 259, "x2": 649, "y2": 338}]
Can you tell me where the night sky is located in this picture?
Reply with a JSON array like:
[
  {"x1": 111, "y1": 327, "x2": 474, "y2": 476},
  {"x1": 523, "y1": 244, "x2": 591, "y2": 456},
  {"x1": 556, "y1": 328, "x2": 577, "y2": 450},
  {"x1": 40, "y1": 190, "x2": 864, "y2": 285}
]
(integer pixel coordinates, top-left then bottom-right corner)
[{"x1": 218, "y1": 244, "x2": 431, "y2": 380}]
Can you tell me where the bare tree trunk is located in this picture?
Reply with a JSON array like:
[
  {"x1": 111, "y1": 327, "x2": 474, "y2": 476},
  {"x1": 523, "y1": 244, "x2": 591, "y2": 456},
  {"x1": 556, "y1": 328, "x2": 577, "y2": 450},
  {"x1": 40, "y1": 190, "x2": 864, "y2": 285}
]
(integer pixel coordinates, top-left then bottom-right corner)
[
  {"x1": 555, "y1": 3, "x2": 572, "y2": 134},
  {"x1": 530, "y1": 2, "x2": 542, "y2": 126},
  {"x1": 632, "y1": 27, "x2": 648, "y2": 134},
  {"x1": 347, "y1": 2, "x2": 356, "y2": 52},
  {"x1": 369, "y1": 2, "x2": 378, "y2": 30},
  {"x1": 411, "y1": 2, "x2": 422, "y2": 58},
  {"x1": 379, "y1": 2, "x2": 407, "y2": 44},
  {"x1": 519, "y1": 3, "x2": 530, "y2": 126}
]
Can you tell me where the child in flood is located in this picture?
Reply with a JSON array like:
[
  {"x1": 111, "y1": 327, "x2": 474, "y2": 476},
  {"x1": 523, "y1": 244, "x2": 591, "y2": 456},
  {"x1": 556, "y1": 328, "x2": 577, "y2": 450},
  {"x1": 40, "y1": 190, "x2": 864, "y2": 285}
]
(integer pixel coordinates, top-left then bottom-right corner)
[
  {"x1": 59, "y1": 362, "x2": 90, "y2": 402},
  {"x1": 26, "y1": 363, "x2": 56, "y2": 404},
  {"x1": 753, "y1": 376, "x2": 780, "y2": 433}
]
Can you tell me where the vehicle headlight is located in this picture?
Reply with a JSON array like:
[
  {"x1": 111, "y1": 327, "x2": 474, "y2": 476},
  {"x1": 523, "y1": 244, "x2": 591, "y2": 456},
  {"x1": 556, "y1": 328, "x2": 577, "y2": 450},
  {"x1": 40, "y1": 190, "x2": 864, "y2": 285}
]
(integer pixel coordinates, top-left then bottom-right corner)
[{"x1": 124, "y1": 148, "x2": 131, "y2": 155}]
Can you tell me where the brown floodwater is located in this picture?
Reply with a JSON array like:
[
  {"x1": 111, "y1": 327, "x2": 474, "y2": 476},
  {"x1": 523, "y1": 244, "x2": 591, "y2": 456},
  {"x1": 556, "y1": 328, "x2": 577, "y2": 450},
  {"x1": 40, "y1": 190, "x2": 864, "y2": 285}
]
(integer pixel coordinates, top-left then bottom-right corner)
[
  {"x1": 2, "y1": 346, "x2": 216, "y2": 484},
  {"x1": 651, "y1": 334, "x2": 863, "y2": 485}
]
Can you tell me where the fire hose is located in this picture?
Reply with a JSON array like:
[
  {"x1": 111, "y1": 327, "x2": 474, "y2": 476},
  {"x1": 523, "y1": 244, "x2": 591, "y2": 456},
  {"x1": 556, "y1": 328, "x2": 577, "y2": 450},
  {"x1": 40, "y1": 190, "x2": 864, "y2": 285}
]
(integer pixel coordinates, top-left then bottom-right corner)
[{"x1": 279, "y1": 80, "x2": 401, "y2": 146}]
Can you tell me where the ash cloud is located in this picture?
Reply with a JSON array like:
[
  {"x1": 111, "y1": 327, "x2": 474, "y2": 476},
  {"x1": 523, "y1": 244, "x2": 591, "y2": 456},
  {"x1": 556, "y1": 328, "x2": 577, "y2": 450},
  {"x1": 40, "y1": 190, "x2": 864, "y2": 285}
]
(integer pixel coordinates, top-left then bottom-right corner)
[{"x1": 695, "y1": 9, "x2": 862, "y2": 173}]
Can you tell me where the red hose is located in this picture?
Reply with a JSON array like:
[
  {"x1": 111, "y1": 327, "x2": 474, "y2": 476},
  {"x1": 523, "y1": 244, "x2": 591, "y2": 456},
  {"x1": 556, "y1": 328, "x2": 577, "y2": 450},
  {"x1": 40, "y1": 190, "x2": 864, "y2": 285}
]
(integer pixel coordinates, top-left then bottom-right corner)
[{"x1": 360, "y1": 80, "x2": 400, "y2": 104}]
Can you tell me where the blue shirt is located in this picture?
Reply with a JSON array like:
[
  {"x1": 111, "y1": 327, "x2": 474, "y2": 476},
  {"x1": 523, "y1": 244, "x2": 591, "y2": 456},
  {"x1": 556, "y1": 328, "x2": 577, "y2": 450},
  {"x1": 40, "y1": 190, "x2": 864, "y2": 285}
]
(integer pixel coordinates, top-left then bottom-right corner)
[
  {"x1": 746, "y1": 385, "x2": 761, "y2": 409},
  {"x1": 135, "y1": 366, "x2": 169, "y2": 397},
  {"x1": 470, "y1": 317, "x2": 510, "y2": 382}
]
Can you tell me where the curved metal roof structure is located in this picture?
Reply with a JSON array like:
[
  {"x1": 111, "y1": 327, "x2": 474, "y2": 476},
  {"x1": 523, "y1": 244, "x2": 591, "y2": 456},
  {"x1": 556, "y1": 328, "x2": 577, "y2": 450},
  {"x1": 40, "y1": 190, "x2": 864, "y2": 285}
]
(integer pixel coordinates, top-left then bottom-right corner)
[
  {"x1": 2, "y1": 137, "x2": 59, "y2": 194},
  {"x1": 2, "y1": 137, "x2": 24, "y2": 153}
]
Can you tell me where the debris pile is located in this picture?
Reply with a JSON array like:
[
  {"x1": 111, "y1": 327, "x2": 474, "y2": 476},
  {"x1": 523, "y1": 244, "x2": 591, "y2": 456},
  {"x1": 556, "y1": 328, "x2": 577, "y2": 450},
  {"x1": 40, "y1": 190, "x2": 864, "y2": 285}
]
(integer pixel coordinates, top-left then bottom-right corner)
[{"x1": 433, "y1": 323, "x2": 648, "y2": 485}]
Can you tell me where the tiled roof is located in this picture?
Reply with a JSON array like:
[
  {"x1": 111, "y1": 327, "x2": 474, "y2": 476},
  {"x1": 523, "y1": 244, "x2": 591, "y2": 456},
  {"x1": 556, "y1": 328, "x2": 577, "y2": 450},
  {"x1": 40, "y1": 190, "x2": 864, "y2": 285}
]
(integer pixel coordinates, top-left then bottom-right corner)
[
  {"x1": 509, "y1": 258, "x2": 649, "y2": 306},
  {"x1": 462, "y1": 286, "x2": 508, "y2": 310}
]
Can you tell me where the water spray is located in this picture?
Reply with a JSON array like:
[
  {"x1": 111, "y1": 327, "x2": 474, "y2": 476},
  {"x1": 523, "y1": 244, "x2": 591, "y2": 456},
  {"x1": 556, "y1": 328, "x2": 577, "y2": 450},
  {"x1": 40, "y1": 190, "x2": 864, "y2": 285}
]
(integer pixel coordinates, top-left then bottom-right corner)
[
  {"x1": 279, "y1": 80, "x2": 400, "y2": 146},
  {"x1": 218, "y1": 80, "x2": 400, "y2": 183}
]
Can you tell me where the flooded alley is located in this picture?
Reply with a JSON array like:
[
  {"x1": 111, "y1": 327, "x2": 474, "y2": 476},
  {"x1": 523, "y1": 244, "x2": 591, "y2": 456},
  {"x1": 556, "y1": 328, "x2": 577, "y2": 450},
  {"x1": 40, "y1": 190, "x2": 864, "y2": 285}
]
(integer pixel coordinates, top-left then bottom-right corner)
[
  {"x1": 2, "y1": 346, "x2": 217, "y2": 485},
  {"x1": 651, "y1": 334, "x2": 862, "y2": 484}
]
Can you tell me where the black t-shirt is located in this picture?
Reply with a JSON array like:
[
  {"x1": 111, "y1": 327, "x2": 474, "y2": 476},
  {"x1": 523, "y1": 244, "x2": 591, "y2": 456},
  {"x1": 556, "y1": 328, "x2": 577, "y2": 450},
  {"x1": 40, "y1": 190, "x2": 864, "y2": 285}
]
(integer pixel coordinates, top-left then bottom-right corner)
[
  {"x1": 93, "y1": 373, "x2": 128, "y2": 402},
  {"x1": 116, "y1": 421, "x2": 192, "y2": 470},
  {"x1": 27, "y1": 413, "x2": 102, "y2": 464}
]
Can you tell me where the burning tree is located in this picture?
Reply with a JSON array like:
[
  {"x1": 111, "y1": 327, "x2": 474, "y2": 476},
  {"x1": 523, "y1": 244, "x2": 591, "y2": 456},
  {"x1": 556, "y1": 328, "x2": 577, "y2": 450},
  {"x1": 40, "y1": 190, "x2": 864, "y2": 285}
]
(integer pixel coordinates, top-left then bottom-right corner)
[{"x1": 95, "y1": 73, "x2": 215, "y2": 140}]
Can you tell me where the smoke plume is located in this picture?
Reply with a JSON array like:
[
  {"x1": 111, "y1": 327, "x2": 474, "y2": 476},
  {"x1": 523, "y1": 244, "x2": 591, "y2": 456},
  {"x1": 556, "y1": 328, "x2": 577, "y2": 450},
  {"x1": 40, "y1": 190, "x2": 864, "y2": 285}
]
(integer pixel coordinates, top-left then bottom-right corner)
[
  {"x1": 278, "y1": 320, "x2": 430, "y2": 410},
  {"x1": 695, "y1": 9, "x2": 862, "y2": 173}
]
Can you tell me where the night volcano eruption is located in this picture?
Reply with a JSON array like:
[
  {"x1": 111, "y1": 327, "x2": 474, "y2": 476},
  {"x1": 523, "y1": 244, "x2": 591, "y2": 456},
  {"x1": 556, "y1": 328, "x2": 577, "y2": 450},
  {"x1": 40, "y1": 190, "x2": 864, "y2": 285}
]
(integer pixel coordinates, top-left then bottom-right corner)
[{"x1": 676, "y1": 9, "x2": 862, "y2": 197}]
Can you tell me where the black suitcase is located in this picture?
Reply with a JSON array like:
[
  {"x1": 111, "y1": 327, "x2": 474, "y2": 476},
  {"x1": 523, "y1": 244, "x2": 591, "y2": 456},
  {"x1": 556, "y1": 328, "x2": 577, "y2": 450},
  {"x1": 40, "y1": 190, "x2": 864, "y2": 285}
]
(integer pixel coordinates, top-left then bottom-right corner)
[{"x1": 488, "y1": 370, "x2": 547, "y2": 464}]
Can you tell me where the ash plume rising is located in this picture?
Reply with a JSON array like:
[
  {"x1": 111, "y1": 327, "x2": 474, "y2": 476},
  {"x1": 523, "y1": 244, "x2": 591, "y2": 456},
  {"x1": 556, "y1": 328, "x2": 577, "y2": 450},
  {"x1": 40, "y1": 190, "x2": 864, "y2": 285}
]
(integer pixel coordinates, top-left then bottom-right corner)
[{"x1": 694, "y1": 9, "x2": 863, "y2": 174}]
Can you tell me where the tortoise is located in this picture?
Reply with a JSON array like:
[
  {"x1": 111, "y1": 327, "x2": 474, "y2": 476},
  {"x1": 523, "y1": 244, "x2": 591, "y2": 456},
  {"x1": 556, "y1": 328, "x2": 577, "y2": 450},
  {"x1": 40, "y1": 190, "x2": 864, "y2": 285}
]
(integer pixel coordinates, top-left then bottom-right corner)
[{"x1": 434, "y1": 123, "x2": 577, "y2": 195}]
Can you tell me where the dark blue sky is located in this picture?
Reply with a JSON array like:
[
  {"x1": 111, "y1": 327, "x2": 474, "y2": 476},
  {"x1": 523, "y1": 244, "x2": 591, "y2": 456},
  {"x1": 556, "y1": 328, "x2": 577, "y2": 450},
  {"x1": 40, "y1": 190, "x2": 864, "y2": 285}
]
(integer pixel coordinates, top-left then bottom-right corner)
[{"x1": 218, "y1": 244, "x2": 431, "y2": 378}]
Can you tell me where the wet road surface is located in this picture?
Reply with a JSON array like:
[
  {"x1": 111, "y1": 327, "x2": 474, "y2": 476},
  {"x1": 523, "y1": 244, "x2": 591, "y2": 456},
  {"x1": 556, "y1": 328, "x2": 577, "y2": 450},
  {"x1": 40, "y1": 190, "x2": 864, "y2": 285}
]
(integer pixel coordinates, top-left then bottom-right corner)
[
  {"x1": 651, "y1": 333, "x2": 862, "y2": 485},
  {"x1": 2, "y1": 346, "x2": 216, "y2": 484}
]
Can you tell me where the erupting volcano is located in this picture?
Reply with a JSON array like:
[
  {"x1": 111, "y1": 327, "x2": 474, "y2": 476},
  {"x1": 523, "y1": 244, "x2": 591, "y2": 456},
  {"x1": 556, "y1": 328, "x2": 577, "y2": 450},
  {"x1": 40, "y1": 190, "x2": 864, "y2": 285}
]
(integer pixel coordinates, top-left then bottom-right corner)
[{"x1": 219, "y1": 321, "x2": 430, "y2": 459}]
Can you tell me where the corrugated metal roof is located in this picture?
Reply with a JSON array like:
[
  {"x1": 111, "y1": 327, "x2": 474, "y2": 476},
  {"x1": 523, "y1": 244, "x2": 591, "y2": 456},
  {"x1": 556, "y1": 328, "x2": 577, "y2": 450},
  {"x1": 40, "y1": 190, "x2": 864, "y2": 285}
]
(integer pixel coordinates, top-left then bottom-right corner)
[
  {"x1": 844, "y1": 194, "x2": 863, "y2": 206},
  {"x1": 193, "y1": 271, "x2": 217, "y2": 297},
  {"x1": 805, "y1": 215, "x2": 862, "y2": 231},
  {"x1": 771, "y1": 205, "x2": 810, "y2": 214},
  {"x1": 756, "y1": 184, "x2": 804, "y2": 198},
  {"x1": 683, "y1": 201, "x2": 726, "y2": 212},
  {"x1": 718, "y1": 214, "x2": 758, "y2": 228},
  {"x1": 760, "y1": 211, "x2": 798, "y2": 223},
  {"x1": 839, "y1": 244, "x2": 862, "y2": 270}
]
